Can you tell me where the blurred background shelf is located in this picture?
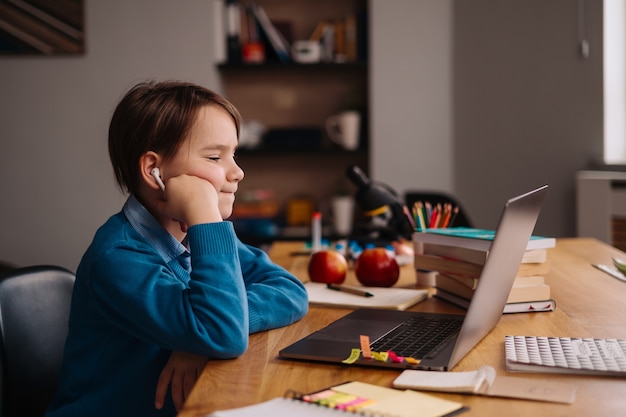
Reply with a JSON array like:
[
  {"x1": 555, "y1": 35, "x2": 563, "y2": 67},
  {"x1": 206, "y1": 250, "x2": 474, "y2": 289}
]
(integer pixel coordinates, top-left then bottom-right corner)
[
  {"x1": 218, "y1": 62, "x2": 367, "y2": 71},
  {"x1": 218, "y1": 0, "x2": 370, "y2": 245}
]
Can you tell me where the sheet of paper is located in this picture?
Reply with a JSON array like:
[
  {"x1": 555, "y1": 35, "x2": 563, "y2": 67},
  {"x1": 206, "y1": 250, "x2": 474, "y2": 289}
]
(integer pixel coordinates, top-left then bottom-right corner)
[{"x1": 488, "y1": 376, "x2": 576, "y2": 404}]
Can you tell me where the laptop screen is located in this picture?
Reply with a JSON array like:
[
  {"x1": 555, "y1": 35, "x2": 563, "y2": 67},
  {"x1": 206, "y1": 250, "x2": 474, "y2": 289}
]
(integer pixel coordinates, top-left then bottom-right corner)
[{"x1": 447, "y1": 185, "x2": 548, "y2": 368}]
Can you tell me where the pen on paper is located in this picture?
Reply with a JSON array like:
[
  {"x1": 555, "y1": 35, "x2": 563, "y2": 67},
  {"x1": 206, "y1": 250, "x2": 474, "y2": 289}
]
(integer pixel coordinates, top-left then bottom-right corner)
[{"x1": 327, "y1": 283, "x2": 374, "y2": 297}]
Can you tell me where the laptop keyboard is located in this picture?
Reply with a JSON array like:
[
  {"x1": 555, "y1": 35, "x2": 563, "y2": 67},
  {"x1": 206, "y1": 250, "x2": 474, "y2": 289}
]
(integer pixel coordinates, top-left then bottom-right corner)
[{"x1": 370, "y1": 316, "x2": 462, "y2": 359}]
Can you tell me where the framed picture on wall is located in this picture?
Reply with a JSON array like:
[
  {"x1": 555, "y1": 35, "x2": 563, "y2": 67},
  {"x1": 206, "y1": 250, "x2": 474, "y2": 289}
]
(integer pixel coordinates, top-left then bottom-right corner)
[{"x1": 0, "y1": 0, "x2": 85, "y2": 55}]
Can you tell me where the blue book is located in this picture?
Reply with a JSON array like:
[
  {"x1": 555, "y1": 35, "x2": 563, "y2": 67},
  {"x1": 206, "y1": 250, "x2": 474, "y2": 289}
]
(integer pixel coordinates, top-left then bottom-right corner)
[
  {"x1": 248, "y1": 4, "x2": 290, "y2": 63},
  {"x1": 413, "y1": 227, "x2": 556, "y2": 252}
]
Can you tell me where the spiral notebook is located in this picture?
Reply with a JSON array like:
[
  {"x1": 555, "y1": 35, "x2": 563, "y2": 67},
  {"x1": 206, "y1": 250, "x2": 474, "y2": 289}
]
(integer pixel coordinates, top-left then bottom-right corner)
[{"x1": 206, "y1": 381, "x2": 466, "y2": 417}]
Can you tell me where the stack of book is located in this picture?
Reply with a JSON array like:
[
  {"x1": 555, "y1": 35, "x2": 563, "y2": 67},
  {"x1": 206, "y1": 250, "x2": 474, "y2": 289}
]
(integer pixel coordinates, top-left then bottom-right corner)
[{"x1": 413, "y1": 228, "x2": 557, "y2": 314}]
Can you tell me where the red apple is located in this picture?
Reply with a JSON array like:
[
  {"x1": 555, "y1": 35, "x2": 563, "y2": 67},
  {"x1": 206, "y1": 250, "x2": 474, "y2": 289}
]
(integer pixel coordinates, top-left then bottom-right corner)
[
  {"x1": 308, "y1": 250, "x2": 348, "y2": 284},
  {"x1": 355, "y1": 248, "x2": 400, "y2": 287}
]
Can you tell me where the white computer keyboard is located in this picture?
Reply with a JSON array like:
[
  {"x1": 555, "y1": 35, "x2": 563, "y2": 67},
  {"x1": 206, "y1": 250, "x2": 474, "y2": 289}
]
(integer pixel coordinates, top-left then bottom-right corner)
[{"x1": 505, "y1": 335, "x2": 626, "y2": 376}]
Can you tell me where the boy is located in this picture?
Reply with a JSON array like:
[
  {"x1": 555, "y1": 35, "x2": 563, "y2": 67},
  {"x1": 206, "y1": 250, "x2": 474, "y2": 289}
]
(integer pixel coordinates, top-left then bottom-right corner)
[{"x1": 45, "y1": 81, "x2": 308, "y2": 416}]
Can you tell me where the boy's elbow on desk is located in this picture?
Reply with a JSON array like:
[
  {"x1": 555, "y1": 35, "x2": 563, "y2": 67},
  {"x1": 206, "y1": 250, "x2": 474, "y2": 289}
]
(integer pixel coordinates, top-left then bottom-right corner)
[
  {"x1": 197, "y1": 333, "x2": 248, "y2": 359},
  {"x1": 292, "y1": 295, "x2": 309, "y2": 322},
  {"x1": 285, "y1": 283, "x2": 309, "y2": 320},
  {"x1": 217, "y1": 338, "x2": 248, "y2": 358},
  {"x1": 188, "y1": 312, "x2": 250, "y2": 358},
  {"x1": 216, "y1": 324, "x2": 249, "y2": 357},
  {"x1": 283, "y1": 276, "x2": 309, "y2": 320}
]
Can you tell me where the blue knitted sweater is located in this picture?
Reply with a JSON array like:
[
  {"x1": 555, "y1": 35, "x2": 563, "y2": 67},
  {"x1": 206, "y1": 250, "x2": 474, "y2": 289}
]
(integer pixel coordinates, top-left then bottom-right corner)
[{"x1": 45, "y1": 196, "x2": 308, "y2": 416}]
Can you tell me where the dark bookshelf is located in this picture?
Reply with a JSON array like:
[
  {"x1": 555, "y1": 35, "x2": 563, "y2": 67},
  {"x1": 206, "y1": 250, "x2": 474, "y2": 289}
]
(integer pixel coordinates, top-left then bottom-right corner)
[
  {"x1": 217, "y1": 61, "x2": 367, "y2": 71},
  {"x1": 236, "y1": 146, "x2": 368, "y2": 155},
  {"x1": 217, "y1": 0, "x2": 369, "y2": 246}
]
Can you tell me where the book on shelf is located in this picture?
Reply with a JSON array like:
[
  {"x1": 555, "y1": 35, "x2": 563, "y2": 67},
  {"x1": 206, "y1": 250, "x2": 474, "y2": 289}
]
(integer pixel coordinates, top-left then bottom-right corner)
[
  {"x1": 309, "y1": 20, "x2": 328, "y2": 41},
  {"x1": 413, "y1": 253, "x2": 551, "y2": 278},
  {"x1": 320, "y1": 23, "x2": 334, "y2": 62},
  {"x1": 224, "y1": 0, "x2": 243, "y2": 63},
  {"x1": 248, "y1": 4, "x2": 291, "y2": 62},
  {"x1": 207, "y1": 380, "x2": 466, "y2": 417},
  {"x1": 344, "y1": 13, "x2": 357, "y2": 61},
  {"x1": 307, "y1": 20, "x2": 337, "y2": 63},
  {"x1": 239, "y1": 6, "x2": 265, "y2": 64},
  {"x1": 413, "y1": 227, "x2": 556, "y2": 252},
  {"x1": 435, "y1": 287, "x2": 556, "y2": 314},
  {"x1": 422, "y1": 243, "x2": 548, "y2": 265},
  {"x1": 333, "y1": 20, "x2": 346, "y2": 60}
]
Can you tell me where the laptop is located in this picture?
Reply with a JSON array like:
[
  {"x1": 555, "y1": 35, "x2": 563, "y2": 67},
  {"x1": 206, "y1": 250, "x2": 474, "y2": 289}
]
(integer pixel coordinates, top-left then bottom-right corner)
[{"x1": 279, "y1": 185, "x2": 548, "y2": 371}]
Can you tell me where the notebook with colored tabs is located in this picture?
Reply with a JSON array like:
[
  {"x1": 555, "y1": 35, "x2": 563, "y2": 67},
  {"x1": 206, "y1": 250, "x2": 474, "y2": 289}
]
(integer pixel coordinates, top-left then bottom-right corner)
[
  {"x1": 279, "y1": 186, "x2": 548, "y2": 371},
  {"x1": 207, "y1": 381, "x2": 466, "y2": 417}
]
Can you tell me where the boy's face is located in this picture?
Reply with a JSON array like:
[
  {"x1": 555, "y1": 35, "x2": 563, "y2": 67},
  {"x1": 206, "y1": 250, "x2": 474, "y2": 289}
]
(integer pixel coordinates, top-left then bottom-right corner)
[{"x1": 163, "y1": 104, "x2": 244, "y2": 219}]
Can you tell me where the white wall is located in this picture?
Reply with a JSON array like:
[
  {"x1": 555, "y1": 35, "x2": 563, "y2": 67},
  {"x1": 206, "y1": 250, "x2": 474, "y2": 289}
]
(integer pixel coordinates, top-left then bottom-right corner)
[
  {"x1": 453, "y1": 0, "x2": 603, "y2": 236},
  {"x1": 370, "y1": 0, "x2": 454, "y2": 194},
  {"x1": 370, "y1": 0, "x2": 604, "y2": 237},
  {"x1": 0, "y1": 0, "x2": 220, "y2": 270}
]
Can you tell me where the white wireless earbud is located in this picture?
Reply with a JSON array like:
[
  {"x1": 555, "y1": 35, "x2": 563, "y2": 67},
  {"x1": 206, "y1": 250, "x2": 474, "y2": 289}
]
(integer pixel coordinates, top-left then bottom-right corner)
[{"x1": 151, "y1": 167, "x2": 166, "y2": 191}]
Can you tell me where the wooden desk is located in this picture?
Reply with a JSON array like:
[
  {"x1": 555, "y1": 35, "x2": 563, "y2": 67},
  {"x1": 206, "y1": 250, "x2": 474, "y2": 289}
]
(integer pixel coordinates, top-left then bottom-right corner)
[{"x1": 178, "y1": 238, "x2": 626, "y2": 417}]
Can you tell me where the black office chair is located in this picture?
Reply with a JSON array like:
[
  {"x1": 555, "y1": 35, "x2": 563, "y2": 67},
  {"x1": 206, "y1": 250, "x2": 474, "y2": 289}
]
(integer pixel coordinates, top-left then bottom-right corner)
[
  {"x1": 404, "y1": 191, "x2": 474, "y2": 228},
  {"x1": 0, "y1": 265, "x2": 75, "y2": 417}
]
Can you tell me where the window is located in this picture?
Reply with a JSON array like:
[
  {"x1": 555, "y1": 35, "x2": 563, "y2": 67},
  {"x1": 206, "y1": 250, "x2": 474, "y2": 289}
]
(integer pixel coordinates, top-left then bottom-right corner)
[{"x1": 604, "y1": 0, "x2": 626, "y2": 164}]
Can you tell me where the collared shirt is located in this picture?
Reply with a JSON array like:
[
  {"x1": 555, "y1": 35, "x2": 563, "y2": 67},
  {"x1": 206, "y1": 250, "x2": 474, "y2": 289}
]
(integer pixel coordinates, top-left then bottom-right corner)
[{"x1": 123, "y1": 195, "x2": 191, "y2": 272}]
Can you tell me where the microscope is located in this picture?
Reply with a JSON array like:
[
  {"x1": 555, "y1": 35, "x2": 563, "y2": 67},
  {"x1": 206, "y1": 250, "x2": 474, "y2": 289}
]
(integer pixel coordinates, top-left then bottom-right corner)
[{"x1": 346, "y1": 165, "x2": 415, "y2": 245}]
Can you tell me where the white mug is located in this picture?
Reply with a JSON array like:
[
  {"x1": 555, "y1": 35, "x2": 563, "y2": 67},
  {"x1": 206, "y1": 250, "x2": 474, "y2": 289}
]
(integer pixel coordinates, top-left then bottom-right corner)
[
  {"x1": 292, "y1": 40, "x2": 321, "y2": 64},
  {"x1": 331, "y1": 195, "x2": 355, "y2": 236},
  {"x1": 325, "y1": 111, "x2": 360, "y2": 150}
]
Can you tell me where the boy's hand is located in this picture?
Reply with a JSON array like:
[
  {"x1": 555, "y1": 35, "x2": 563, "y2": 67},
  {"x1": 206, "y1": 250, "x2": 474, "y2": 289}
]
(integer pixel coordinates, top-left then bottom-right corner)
[
  {"x1": 154, "y1": 351, "x2": 209, "y2": 411},
  {"x1": 155, "y1": 175, "x2": 223, "y2": 227}
]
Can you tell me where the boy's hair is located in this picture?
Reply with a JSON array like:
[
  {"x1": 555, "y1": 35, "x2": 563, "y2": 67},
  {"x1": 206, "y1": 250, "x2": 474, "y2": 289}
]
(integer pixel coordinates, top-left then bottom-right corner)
[{"x1": 108, "y1": 80, "x2": 242, "y2": 194}]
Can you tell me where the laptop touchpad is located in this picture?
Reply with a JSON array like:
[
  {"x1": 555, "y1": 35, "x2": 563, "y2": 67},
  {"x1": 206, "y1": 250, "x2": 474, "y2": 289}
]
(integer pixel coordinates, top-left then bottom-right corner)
[{"x1": 309, "y1": 318, "x2": 398, "y2": 343}]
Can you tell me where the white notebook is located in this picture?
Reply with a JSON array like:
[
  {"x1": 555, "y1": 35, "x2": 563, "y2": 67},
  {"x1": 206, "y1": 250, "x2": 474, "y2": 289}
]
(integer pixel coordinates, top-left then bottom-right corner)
[
  {"x1": 304, "y1": 282, "x2": 428, "y2": 310},
  {"x1": 505, "y1": 335, "x2": 626, "y2": 376}
]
